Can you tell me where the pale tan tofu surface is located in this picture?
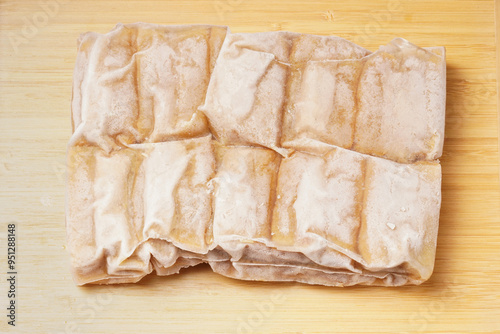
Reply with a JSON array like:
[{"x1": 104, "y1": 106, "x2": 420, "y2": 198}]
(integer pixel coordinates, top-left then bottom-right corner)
[
  {"x1": 71, "y1": 23, "x2": 228, "y2": 152},
  {"x1": 354, "y1": 39, "x2": 446, "y2": 163},
  {"x1": 269, "y1": 145, "x2": 441, "y2": 284},
  {"x1": 283, "y1": 38, "x2": 446, "y2": 163},
  {"x1": 68, "y1": 25, "x2": 445, "y2": 286},
  {"x1": 282, "y1": 60, "x2": 364, "y2": 150},
  {"x1": 67, "y1": 136, "x2": 219, "y2": 285},
  {"x1": 213, "y1": 145, "x2": 280, "y2": 243},
  {"x1": 200, "y1": 32, "x2": 297, "y2": 154}
]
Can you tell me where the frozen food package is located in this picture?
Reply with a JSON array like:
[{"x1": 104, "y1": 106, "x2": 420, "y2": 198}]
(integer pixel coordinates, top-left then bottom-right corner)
[{"x1": 67, "y1": 24, "x2": 445, "y2": 286}]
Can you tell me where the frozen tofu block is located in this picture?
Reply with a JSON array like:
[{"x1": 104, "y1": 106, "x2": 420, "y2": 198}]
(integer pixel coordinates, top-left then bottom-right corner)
[
  {"x1": 71, "y1": 23, "x2": 228, "y2": 152},
  {"x1": 66, "y1": 136, "x2": 217, "y2": 285},
  {"x1": 358, "y1": 157, "x2": 441, "y2": 281},
  {"x1": 68, "y1": 26, "x2": 445, "y2": 287},
  {"x1": 67, "y1": 144, "x2": 155, "y2": 284},
  {"x1": 201, "y1": 32, "x2": 372, "y2": 155},
  {"x1": 282, "y1": 38, "x2": 446, "y2": 163},
  {"x1": 212, "y1": 145, "x2": 280, "y2": 256},
  {"x1": 271, "y1": 145, "x2": 441, "y2": 284},
  {"x1": 135, "y1": 135, "x2": 216, "y2": 254},
  {"x1": 67, "y1": 145, "x2": 150, "y2": 284},
  {"x1": 282, "y1": 60, "x2": 364, "y2": 150},
  {"x1": 354, "y1": 38, "x2": 446, "y2": 163},
  {"x1": 271, "y1": 146, "x2": 365, "y2": 270},
  {"x1": 211, "y1": 145, "x2": 365, "y2": 283},
  {"x1": 200, "y1": 32, "x2": 298, "y2": 154}
]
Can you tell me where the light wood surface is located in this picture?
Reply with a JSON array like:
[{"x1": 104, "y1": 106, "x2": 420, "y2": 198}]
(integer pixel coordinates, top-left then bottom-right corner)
[{"x1": 1, "y1": 0, "x2": 499, "y2": 333}]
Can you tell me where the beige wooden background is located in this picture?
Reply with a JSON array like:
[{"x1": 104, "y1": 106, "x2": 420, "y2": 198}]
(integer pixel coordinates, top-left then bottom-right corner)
[{"x1": 1, "y1": 0, "x2": 499, "y2": 333}]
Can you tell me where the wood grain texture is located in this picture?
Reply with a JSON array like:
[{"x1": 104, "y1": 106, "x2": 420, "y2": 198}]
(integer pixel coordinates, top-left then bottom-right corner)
[{"x1": 0, "y1": 0, "x2": 499, "y2": 333}]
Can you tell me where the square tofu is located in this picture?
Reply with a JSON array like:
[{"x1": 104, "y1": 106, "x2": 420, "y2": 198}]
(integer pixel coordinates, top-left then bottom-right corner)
[
  {"x1": 282, "y1": 38, "x2": 446, "y2": 164},
  {"x1": 67, "y1": 144, "x2": 150, "y2": 284},
  {"x1": 282, "y1": 60, "x2": 364, "y2": 150},
  {"x1": 271, "y1": 145, "x2": 441, "y2": 282},
  {"x1": 200, "y1": 32, "x2": 298, "y2": 154},
  {"x1": 358, "y1": 158, "x2": 441, "y2": 281},
  {"x1": 66, "y1": 135, "x2": 215, "y2": 284},
  {"x1": 71, "y1": 23, "x2": 227, "y2": 151},
  {"x1": 282, "y1": 34, "x2": 369, "y2": 152},
  {"x1": 271, "y1": 148, "x2": 364, "y2": 257},
  {"x1": 354, "y1": 38, "x2": 446, "y2": 163},
  {"x1": 136, "y1": 135, "x2": 215, "y2": 254},
  {"x1": 213, "y1": 146, "x2": 281, "y2": 244}
]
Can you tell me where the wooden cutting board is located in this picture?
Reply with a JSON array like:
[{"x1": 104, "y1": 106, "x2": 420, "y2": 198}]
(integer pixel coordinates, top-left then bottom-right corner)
[{"x1": 1, "y1": 0, "x2": 499, "y2": 333}]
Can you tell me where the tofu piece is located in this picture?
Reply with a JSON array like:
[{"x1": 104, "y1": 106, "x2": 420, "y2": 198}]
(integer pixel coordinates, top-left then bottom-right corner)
[
  {"x1": 71, "y1": 23, "x2": 228, "y2": 152},
  {"x1": 271, "y1": 145, "x2": 441, "y2": 283},
  {"x1": 67, "y1": 144, "x2": 153, "y2": 284},
  {"x1": 282, "y1": 60, "x2": 364, "y2": 150},
  {"x1": 271, "y1": 147, "x2": 364, "y2": 258},
  {"x1": 71, "y1": 25, "x2": 140, "y2": 151},
  {"x1": 358, "y1": 158, "x2": 441, "y2": 281},
  {"x1": 66, "y1": 136, "x2": 216, "y2": 285},
  {"x1": 282, "y1": 38, "x2": 446, "y2": 164},
  {"x1": 136, "y1": 135, "x2": 216, "y2": 254},
  {"x1": 136, "y1": 25, "x2": 227, "y2": 142},
  {"x1": 201, "y1": 32, "x2": 372, "y2": 155},
  {"x1": 212, "y1": 146, "x2": 280, "y2": 252},
  {"x1": 354, "y1": 38, "x2": 446, "y2": 163},
  {"x1": 200, "y1": 32, "x2": 298, "y2": 154}
]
